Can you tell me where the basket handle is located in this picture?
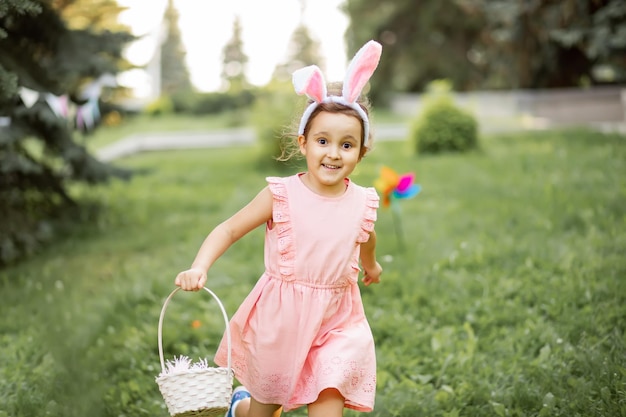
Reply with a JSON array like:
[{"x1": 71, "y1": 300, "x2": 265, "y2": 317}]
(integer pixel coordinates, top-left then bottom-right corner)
[{"x1": 157, "y1": 287, "x2": 232, "y2": 375}]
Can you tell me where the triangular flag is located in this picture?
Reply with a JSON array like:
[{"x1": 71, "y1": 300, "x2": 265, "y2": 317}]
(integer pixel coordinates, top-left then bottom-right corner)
[
  {"x1": 45, "y1": 94, "x2": 69, "y2": 118},
  {"x1": 19, "y1": 87, "x2": 39, "y2": 108}
]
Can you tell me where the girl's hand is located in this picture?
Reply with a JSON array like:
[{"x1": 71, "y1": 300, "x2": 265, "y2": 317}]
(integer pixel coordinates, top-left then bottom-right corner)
[
  {"x1": 175, "y1": 268, "x2": 207, "y2": 291},
  {"x1": 362, "y1": 262, "x2": 382, "y2": 286}
]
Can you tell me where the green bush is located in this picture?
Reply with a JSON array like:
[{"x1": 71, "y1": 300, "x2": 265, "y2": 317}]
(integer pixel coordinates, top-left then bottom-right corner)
[
  {"x1": 251, "y1": 83, "x2": 304, "y2": 171},
  {"x1": 191, "y1": 90, "x2": 256, "y2": 116},
  {"x1": 170, "y1": 90, "x2": 198, "y2": 114},
  {"x1": 157, "y1": 90, "x2": 258, "y2": 117},
  {"x1": 143, "y1": 96, "x2": 174, "y2": 116},
  {"x1": 412, "y1": 80, "x2": 479, "y2": 154}
]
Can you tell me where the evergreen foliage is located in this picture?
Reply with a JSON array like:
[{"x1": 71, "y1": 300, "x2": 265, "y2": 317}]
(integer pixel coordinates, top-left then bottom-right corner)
[
  {"x1": 221, "y1": 15, "x2": 249, "y2": 92},
  {"x1": 160, "y1": 0, "x2": 192, "y2": 95},
  {"x1": 255, "y1": 7, "x2": 324, "y2": 167},
  {"x1": 0, "y1": 0, "x2": 134, "y2": 265},
  {"x1": 272, "y1": 24, "x2": 324, "y2": 83}
]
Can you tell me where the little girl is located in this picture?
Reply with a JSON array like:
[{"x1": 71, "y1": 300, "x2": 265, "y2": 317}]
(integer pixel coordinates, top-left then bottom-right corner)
[{"x1": 175, "y1": 40, "x2": 383, "y2": 417}]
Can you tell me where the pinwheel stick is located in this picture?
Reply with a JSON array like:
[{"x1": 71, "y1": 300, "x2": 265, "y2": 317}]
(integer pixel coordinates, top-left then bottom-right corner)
[
  {"x1": 391, "y1": 200, "x2": 406, "y2": 252},
  {"x1": 374, "y1": 166, "x2": 421, "y2": 253}
]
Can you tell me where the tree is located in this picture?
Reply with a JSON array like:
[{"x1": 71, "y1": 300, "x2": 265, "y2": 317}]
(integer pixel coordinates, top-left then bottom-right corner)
[
  {"x1": 273, "y1": 24, "x2": 324, "y2": 83},
  {"x1": 55, "y1": 0, "x2": 129, "y2": 32},
  {"x1": 0, "y1": 0, "x2": 134, "y2": 265},
  {"x1": 221, "y1": 15, "x2": 249, "y2": 92},
  {"x1": 160, "y1": 0, "x2": 192, "y2": 95},
  {"x1": 343, "y1": 0, "x2": 485, "y2": 103},
  {"x1": 462, "y1": 0, "x2": 626, "y2": 88},
  {"x1": 272, "y1": 1, "x2": 323, "y2": 83},
  {"x1": 342, "y1": 0, "x2": 626, "y2": 100}
]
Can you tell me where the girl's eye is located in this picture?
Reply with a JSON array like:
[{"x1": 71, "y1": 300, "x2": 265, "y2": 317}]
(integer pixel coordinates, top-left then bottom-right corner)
[
  {"x1": 342, "y1": 142, "x2": 353, "y2": 149},
  {"x1": 317, "y1": 138, "x2": 327, "y2": 145}
]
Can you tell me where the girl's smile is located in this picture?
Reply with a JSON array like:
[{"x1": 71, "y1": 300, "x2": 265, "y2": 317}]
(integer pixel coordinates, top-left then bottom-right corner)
[{"x1": 298, "y1": 111, "x2": 363, "y2": 197}]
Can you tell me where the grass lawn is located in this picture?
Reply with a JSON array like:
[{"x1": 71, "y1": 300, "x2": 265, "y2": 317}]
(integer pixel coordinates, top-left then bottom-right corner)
[{"x1": 0, "y1": 126, "x2": 624, "y2": 417}]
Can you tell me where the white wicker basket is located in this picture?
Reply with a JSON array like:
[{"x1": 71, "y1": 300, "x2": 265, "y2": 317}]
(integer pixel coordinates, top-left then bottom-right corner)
[{"x1": 156, "y1": 287, "x2": 233, "y2": 417}]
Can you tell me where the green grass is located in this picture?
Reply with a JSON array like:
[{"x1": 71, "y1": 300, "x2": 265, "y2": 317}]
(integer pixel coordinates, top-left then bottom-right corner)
[{"x1": 0, "y1": 127, "x2": 624, "y2": 417}]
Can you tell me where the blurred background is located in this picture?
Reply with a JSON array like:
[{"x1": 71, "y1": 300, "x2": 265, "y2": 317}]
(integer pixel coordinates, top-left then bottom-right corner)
[{"x1": 1, "y1": 0, "x2": 624, "y2": 240}]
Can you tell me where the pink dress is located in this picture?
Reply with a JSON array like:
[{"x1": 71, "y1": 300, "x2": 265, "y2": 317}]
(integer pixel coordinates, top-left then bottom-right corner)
[{"x1": 215, "y1": 174, "x2": 379, "y2": 412}]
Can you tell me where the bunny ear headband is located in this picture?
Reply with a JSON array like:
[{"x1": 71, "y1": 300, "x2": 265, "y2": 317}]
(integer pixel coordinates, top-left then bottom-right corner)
[{"x1": 292, "y1": 40, "x2": 382, "y2": 146}]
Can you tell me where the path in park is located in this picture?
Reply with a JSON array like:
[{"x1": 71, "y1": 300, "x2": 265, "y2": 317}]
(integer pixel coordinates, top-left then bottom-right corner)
[
  {"x1": 96, "y1": 121, "x2": 625, "y2": 162},
  {"x1": 96, "y1": 124, "x2": 409, "y2": 162}
]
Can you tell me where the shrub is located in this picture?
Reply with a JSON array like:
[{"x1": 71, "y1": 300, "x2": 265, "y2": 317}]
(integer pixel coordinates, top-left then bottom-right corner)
[
  {"x1": 170, "y1": 90, "x2": 198, "y2": 114},
  {"x1": 412, "y1": 80, "x2": 479, "y2": 154},
  {"x1": 144, "y1": 96, "x2": 174, "y2": 116},
  {"x1": 251, "y1": 83, "x2": 303, "y2": 171},
  {"x1": 191, "y1": 90, "x2": 256, "y2": 116}
]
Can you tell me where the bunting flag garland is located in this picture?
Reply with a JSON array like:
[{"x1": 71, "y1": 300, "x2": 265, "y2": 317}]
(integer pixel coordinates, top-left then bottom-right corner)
[{"x1": 12, "y1": 74, "x2": 115, "y2": 132}]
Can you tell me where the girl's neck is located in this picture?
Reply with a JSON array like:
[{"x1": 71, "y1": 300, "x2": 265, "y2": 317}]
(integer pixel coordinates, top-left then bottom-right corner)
[{"x1": 299, "y1": 172, "x2": 349, "y2": 197}]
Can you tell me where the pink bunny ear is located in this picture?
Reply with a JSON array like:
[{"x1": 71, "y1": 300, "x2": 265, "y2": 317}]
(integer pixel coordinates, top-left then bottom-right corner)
[
  {"x1": 342, "y1": 40, "x2": 382, "y2": 103},
  {"x1": 292, "y1": 65, "x2": 327, "y2": 103}
]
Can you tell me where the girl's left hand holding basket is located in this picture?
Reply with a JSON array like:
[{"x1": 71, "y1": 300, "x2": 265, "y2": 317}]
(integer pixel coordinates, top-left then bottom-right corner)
[{"x1": 175, "y1": 268, "x2": 207, "y2": 291}]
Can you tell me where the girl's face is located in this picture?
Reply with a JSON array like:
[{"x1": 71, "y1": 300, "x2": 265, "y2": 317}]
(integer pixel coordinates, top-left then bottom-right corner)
[{"x1": 298, "y1": 111, "x2": 362, "y2": 197}]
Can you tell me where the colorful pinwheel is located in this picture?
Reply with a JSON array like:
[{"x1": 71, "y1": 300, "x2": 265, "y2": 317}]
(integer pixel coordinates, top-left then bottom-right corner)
[
  {"x1": 374, "y1": 166, "x2": 421, "y2": 208},
  {"x1": 374, "y1": 166, "x2": 422, "y2": 251}
]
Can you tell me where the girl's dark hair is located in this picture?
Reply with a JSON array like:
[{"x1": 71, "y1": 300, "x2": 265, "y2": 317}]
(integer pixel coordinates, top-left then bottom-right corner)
[{"x1": 277, "y1": 82, "x2": 373, "y2": 162}]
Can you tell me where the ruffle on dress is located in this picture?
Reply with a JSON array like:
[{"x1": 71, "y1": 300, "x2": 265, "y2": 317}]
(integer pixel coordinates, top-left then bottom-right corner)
[
  {"x1": 357, "y1": 187, "x2": 380, "y2": 243},
  {"x1": 267, "y1": 177, "x2": 296, "y2": 281}
]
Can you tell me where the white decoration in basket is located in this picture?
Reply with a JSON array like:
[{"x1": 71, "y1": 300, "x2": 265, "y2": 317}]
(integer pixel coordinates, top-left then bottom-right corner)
[{"x1": 159, "y1": 356, "x2": 212, "y2": 377}]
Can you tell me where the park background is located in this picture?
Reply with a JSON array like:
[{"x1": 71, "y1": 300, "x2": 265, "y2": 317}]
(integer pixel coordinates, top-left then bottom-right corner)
[{"x1": 0, "y1": 1, "x2": 625, "y2": 416}]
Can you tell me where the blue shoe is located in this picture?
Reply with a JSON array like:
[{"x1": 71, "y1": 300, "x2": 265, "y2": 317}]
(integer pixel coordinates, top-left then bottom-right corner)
[{"x1": 226, "y1": 386, "x2": 251, "y2": 417}]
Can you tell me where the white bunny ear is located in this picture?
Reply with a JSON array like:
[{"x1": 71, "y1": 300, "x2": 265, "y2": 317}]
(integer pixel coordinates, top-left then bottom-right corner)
[
  {"x1": 293, "y1": 65, "x2": 327, "y2": 103},
  {"x1": 342, "y1": 40, "x2": 382, "y2": 103}
]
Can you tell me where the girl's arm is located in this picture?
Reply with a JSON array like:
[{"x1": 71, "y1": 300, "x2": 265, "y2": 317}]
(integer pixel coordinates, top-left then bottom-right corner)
[
  {"x1": 360, "y1": 229, "x2": 382, "y2": 286},
  {"x1": 175, "y1": 186, "x2": 273, "y2": 291}
]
